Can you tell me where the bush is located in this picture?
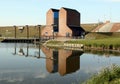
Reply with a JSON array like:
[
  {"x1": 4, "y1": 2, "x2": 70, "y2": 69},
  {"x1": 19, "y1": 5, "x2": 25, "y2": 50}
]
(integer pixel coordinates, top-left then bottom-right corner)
[{"x1": 83, "y1": 65, "x2": 120, "y2": 84}]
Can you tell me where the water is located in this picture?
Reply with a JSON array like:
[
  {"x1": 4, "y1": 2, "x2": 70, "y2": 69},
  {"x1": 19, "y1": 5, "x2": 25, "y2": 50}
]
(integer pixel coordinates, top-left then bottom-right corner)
[{"x1": 0, "y1": 43, "x2": 120, "y2": 84}]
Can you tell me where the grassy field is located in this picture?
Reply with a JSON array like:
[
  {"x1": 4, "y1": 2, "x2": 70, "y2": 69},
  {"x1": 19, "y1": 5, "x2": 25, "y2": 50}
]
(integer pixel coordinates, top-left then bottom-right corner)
[
  {"x1": 0, "y1": 38, "x2": 3, "y2": 41},
  {"x1": 83, "y1": 65, "x2": 120, "y2": 84},
  {"x1": 81, "y1": 23, "x2": 98, "y2": 32},
  {"x1": 46, "y1": 33, "x2": 120, "y2": 50},
  {"x1": 0, "y1": 23, "x2": 98, "y2": 38},
  {"x1": 66, "y1": 37, "x2": 120, "y2": 50},
  {"x1": 0, "y1": 25, "x2": 45, "y2": 38},
  {"x1": 1, "y1": 25, "x2": 120, "y2": 51},
  {"x1": 85, "y1": 32, "x2": 120, "y2": 39}
]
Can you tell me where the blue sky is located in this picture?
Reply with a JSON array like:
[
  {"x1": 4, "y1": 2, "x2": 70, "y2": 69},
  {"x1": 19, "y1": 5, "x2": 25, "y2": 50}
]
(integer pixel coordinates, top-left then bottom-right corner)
[{"x1": 0, "y1": 0, "x2": 120, "y2": 26}]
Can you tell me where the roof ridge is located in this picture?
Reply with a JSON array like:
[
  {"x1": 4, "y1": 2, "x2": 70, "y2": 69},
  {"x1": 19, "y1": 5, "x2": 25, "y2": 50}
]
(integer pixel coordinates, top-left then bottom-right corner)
[
  {"x1": 61, "y1": 7, "x2": 77, "y2": 11},
  {"x1": 50, "y1": 8, "x2": 59, "y2": 11}
]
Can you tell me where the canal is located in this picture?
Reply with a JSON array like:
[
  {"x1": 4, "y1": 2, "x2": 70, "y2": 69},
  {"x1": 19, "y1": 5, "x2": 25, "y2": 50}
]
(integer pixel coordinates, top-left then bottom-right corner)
[{"x1": 0, "y1": 43, "x2": 120, "y2": 84}]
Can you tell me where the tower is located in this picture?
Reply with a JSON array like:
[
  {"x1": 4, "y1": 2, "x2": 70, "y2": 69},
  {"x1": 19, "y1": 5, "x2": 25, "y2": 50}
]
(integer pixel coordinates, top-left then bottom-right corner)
[{"x1": 41, "y1": 7, "x2": 85, "y2": 37}]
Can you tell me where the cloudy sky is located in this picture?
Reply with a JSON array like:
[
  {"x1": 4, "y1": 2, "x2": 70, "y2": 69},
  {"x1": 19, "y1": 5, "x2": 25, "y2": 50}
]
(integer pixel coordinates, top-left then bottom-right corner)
[{"x1": 0, "y1": 0, "x2": 120, "y2": 26}]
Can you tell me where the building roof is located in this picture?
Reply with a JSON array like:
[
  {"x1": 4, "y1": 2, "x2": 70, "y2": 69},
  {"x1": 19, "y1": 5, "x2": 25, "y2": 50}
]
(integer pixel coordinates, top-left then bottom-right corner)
[
  {"x1": 51, "y1": 8, "x2": 59, "y2": 12},
  {"x1": 92, "y1": 22, "x2": 120, "y2": 32},
  {"x1": 69, "y1": 26, "x2": 85, "y2": 32},
  {"x1": 61, "y1": 7, "x2": 79, "y2": 13},
  {"x1": 49, "y1": 7, "x2": 79, "y2": 13}
]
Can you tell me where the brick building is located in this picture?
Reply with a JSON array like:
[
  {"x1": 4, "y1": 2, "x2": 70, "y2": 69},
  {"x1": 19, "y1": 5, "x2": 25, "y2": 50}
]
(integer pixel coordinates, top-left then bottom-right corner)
[{"x1": 41, "y1": 7, "x2": 85, "y2": 37}]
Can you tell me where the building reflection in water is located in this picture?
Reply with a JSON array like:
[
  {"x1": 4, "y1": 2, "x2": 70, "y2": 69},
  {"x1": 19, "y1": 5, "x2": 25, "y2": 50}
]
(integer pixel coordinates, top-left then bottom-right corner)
[
  {"x1": 13, "y1": 44, "x2": 83, "y2": 76},
  {"x1": 41, "y1": 47, "x2": 84, "y2": 76},
  {"x1": 41, "y1": 47, "x2": 58, "y2": 73}
]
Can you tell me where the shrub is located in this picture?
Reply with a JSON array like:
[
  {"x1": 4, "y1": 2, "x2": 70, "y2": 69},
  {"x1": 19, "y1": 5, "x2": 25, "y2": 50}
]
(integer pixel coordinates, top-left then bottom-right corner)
[{"x1": 83, "y1": 65, "x2": 120, "y2": 84}]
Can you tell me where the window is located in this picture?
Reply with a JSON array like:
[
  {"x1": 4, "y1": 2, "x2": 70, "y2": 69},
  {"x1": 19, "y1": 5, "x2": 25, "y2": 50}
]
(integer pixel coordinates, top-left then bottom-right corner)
[
  {"x1": 54, "y1": 12, "x2": 59, "y2": 18},
  {"x1": 53, "y1": 11, "x2": 59, "y2": 32},
  {"x1": 45, "y1": 32, "x2": 48, "y2": 36},
  {"x1": 66, "y1": 32, "x2": 70, "y2": 37}
]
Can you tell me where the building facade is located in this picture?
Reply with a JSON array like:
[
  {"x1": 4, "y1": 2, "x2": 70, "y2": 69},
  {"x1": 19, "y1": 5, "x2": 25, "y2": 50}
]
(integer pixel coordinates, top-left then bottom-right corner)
[{"x1": 41, "y1": 7, "x2": 85, "y2": 37}]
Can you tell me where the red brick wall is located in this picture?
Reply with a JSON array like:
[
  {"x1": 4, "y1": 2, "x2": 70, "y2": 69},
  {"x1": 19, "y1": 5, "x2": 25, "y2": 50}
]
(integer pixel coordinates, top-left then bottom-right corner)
[
  {"x1": 42, "y1": 8, "x2": 81, "y2": 37},
  {"x1": 41, "y1": 47, "x2": 54, "y2": 73},
  {"x1": 58, "y1": 49, "x2": 80, "y2": 76},
  {"x1": 41, "y1": 9, "x2": 54, "y2": 36},
  {"x1": 58, "y1": 49, "x2": 72, "y2": 75},
  {"x1": 59, "y1": 8, "x2": 72, "y2": 36}
]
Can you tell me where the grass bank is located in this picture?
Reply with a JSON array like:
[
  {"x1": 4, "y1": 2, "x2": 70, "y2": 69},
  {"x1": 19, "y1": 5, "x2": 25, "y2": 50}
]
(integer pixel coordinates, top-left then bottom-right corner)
[
  {"x1": 0, "y1": 25, "x2": 45, "y2": 38},
  {"x1": 66, "y1": 38, "x2": 120, "y2": 50},
  {"x1": 85, "y1": 32, "x2": 120, "y2": 39},
  {"x1": 45, "y1": 38, "x2": 120, "y2": 51},
  {"x1": 83, "y1": 65, "x2": 120, "y2": 84},
  {"x1": 81, "y1": 24, "x2": 98, "y2": 32},
  {"x1": 0, "y1": 38, "x2": 3, "y2": 42}
]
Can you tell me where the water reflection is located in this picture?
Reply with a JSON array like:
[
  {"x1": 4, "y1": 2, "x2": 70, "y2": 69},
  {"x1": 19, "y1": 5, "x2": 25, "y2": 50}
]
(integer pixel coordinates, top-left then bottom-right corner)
[
  {"x1": 0, "y1": 43, "x2": 120, "y2": 84},
  {"x1": 13, "y1": 43, "x2": 17, "y2": 55},
  {"x1": 41, "y1": 47, "x2": 84, "y2": 76},
  {"x1": 12, "y1": 44, "x2": 84, "y2": 76},
  {"x1": 85, "y1": 49, "x2": 120, "y2": 57},
  {"x1": 13, "y1": 43, "x2": 41, "y2": 59},
  {"x1": 42, "y1": 47, "x2": 58, "y2": 73}
]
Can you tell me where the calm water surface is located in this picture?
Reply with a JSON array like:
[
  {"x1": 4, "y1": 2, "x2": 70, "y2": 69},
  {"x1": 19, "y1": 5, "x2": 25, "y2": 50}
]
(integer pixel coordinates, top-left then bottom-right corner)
[{"x1": 0, "y1": 43, "x2": 120, "y2": 84}]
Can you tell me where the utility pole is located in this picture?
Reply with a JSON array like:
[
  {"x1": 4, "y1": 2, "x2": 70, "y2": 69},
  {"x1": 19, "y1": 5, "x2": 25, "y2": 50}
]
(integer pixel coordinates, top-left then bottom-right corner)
[
  {"x1": 26, "y1": 25, "x2": 29, "y2": 39},
  {"x1": 38, "y1": 25, "x2": 41, "y2": 41},
  {"x1": 14, "y1": 25, "x2": 17, "y2": 39}
]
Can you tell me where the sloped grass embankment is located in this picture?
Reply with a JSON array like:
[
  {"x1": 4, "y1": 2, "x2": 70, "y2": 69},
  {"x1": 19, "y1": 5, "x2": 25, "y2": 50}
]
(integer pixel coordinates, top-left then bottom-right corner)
[{"x1": 83, "y1": 65, "x2": 120, "y2": 84}]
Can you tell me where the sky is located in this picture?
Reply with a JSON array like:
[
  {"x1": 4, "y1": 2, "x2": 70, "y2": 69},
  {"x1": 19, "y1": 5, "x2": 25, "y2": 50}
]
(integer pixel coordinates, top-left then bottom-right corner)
[{"x1": 0, "y1": 0, "x2": 120, "y2": 26}]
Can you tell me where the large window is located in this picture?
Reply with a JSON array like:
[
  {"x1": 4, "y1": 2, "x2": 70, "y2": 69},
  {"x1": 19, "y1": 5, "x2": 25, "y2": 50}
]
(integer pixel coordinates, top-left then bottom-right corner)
[
  {"x1": 54, "y1": 12, "x2": 59, "y2": 18},
  {"x1": 53, "y1": 12, "x2": 59, "y2": 32}
]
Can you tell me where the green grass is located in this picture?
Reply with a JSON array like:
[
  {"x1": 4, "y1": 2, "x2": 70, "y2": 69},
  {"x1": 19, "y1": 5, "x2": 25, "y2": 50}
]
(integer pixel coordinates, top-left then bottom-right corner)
[
  {"x1": 85, "y1": 32, "x2": 120, "y2": 39},
  {"x1": 46, "y1": 37, "x2": 120, "y2": 50},
  {"x1": 81, "y1": 24, "x2": 98, "y2": 32},
  {"x1": 0, "y1": 38, "x2": 3, "y2": 41},
  {"x1": 83, "y1": 65, "x2": 120, "y2": 84},
  {"x1": 0, "y1": 25, "x2": 45, "y2": 38},
  {"x1": 66, "y1": 38, "x2": 120, "y2": 50}
]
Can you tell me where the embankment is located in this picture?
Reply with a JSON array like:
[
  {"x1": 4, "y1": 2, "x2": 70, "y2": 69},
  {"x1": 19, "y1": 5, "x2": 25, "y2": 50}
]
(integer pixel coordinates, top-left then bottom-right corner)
[{"x1": 44, "y1": 38, "x2": 120, "y2": 51}]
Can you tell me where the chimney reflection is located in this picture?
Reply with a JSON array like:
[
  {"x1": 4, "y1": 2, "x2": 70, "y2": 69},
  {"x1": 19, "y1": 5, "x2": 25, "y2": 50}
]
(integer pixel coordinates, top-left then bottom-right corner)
[
  {"x1": 59, "y1": 50, "x2": 83, "y2": 76},
  {"x1": 41, "y1": 47, "x2": 83, "y2": 76},
  {"x1": 42, "y1": 47, "x2": 58, "y2": 73}
]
